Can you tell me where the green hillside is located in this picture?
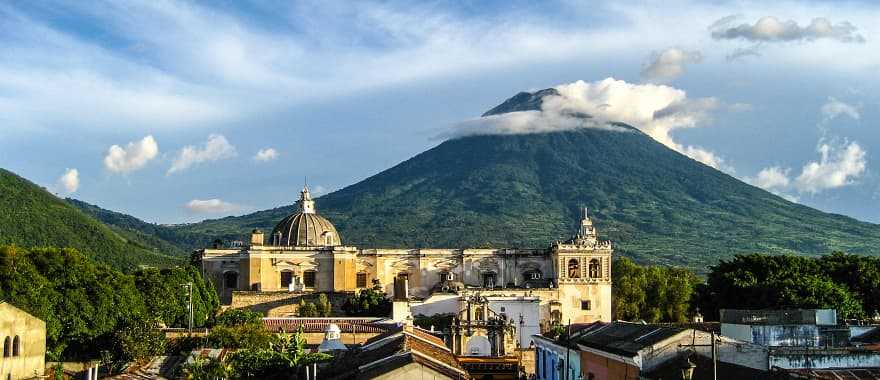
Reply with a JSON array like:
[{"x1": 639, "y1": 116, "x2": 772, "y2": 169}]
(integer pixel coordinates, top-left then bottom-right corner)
[
  {"x1": 82, "y1": 90, "x2": 880, "y2": 270},
  {"x1": 0, "y1": 168, "x2": 182, "y2": 270},
  {"x1": 66, "y1": 198, "x2": 198, "y2": 256}
]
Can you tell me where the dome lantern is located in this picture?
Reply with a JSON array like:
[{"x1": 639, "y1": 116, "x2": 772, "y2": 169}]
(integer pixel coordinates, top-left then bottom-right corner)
[{"x1": 270, "y1": 185, "x2": 341, "y2": 247}]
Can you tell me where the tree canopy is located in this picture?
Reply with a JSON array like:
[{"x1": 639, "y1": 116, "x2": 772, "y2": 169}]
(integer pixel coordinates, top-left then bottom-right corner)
[{"x1": 0, "y1": 245, "x2": 218, "y2": 362}]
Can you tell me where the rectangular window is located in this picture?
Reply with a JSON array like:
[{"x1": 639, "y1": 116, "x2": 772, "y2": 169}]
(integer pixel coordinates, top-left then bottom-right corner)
[
  {"x1": 356, "y1": 273, "x2": 367, "y2": 288},
  {"x1": 440, "y1": 272, "x2": 449, "y2": 283},
  {"x1": 581, "y1": 300, "x2": 591, "y2": 310},
  {"x1": 304, "y1": 271, "x2": 316, "y2": 288}
]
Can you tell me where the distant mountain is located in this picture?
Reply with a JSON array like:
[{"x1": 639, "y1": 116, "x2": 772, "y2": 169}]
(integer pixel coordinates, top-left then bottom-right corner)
[
  {"x1": 88, "y1": 90, "x2": 880, "y2": 269},
  {"x1": 0, "y1": 168, "x2": 181, "y2": 270}
]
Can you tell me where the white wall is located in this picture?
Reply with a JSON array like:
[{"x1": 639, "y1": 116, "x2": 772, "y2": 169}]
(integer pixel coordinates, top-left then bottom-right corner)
[
  {"x1": 487, "y1": 297, "x2": 541, "y2": 348},
  {"x1": 411, "y1": 294, "x2": 461, "y2": 317}
]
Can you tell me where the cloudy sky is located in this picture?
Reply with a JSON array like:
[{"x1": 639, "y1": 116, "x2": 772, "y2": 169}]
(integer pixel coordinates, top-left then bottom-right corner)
[{"x1": 1, "y1": 0, "x2": 879, "y2": 224}]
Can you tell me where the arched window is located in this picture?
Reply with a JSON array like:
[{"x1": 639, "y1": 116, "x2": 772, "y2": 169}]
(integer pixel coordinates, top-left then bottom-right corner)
[
  {"x1": 482, "y1": 272, "x2": 497, "y2": 288},
  {"x1": 3, "y1": 336, "x2": 9, "y2": 357},
  {"x1": 567, "y1": 259, "x2": 580, "y2": 278},
  {"x1": 322, "y1": 232, "x2": 334, "y2": 246},
  {"x1": 589, "y1": 259, "x2": 601, "y2": 278},
  {"x1": 12, "y1": 336, "x2": 19, "y2": 356}
]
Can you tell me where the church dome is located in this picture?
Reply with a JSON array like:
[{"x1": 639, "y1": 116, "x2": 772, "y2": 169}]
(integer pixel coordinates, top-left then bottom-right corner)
[{"x1": 270, "y1": 186, "x2": 342, "y2": 247}]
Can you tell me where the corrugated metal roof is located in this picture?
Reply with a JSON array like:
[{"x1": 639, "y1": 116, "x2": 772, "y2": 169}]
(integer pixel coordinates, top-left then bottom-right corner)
[{"x1": 575, "y1": 321, "x2": 684, "y2": 357}]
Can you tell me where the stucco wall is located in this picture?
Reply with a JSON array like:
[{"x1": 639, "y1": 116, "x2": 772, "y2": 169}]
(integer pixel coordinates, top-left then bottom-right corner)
[
  {"x1": 0, "y1": 303, "x2": 46, "y2": 380},
  {"x1": 370, "y1": 361, "x2": 455, "y2": 380},
  {"x1": 770, "y1": 349, "x2": 880, "y2": 369}
]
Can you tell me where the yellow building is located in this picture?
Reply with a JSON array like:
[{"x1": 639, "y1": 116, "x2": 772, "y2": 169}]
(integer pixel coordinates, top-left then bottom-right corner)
[
  {"x1": 199, "y1": 186, "x2": 612, "y2": 324},
  {"x1": 0, "y1": 302, "x2": 46, "y2": 380}
]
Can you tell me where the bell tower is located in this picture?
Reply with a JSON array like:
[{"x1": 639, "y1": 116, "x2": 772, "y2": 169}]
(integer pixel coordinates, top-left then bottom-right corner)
[{"x1": 550, "y1": 206, "x2": 613, "y2": 323}]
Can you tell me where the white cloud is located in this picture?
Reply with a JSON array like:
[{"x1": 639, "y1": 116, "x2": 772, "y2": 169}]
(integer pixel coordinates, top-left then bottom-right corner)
[
  {"x1": 640, "y1": 47, "x2": 702, "y2": 83},
  {"x1": 56, "y1": 168, "x2": 79, "y2": 194},
  {"x1": 168, "y1": 134, "x2": 237, "y2": 174},
  {"x1": 747, "y1": 166, "x2": 791, "y2": 190},
  {"x1": 711, "y1": 16, "x2": 866, "y2": 43},
  {"x1": 254, "y1": 148, "x2": 279, "y2": 162},
  {"x1": 547, "y1": 79, "x2": 726, "y2": 170},
  {"x1": 103, "y1": 135, "x2": 159, "y2": 174},
  {"x1": 795, "y1": 141, "x2": 867, "y2": 194},
  {"x1": 311, "y1": 185, "x2": 328, "y2": 196},
  {"x1": 443, "y1": 78, "x2": 727, "y2": 170},
  {"x1": 821, "y1": 97, "x2": 860, "y2": 121},
  {"x1": 441, "y1": 109, "x2": 632, "y2": 139},
  {"x1": 184, "y1": 198, "x2": 241, "y2": 214}
]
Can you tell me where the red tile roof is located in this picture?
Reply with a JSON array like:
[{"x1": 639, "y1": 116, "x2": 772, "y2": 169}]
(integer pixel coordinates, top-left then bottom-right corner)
[{"x1": 262, "y1": 317, "x2": 389, "y2": 333}]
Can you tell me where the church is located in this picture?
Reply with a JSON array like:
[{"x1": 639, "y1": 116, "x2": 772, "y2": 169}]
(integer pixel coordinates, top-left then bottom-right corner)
[{"x1": 198, "y1": 186, "x2": 612, "y2": 325}]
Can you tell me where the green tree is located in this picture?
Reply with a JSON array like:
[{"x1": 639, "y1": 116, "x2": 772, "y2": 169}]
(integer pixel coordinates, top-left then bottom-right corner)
[
  {"x1": 342, "y1": 284, "x2": 391, "y2": 317},
  {"x1": 315, "y1": 293, "x2": 332, "y2": 317},
  {"x1": 111, "y1": 318, "x2": 167, "y2": 366},
  {"x1": 215, "y1": 309, "x2": 263, "y2": 327},
  {"x1": 297, "y1": 300, "x2": 318, "y2": 317},
  {"x1": 611, "y1": 257, "x2": 646, "y2": 321}
]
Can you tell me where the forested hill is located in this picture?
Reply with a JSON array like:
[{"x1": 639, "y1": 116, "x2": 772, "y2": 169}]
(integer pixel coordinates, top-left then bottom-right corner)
[{"x1": 0, "y1": 168, "x2": 181, "y2": 270}]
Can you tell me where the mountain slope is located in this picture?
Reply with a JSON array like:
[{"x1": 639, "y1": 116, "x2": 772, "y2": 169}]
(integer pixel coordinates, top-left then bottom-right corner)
[
  {"x1": 164, "y1": 90, "x2": 880, "y2": 269},
  {"x1": 0, "y1": 169, "x2": 181, "y2": 270},
  {"x1": 66, "y1": 198, "x2": 191, "y2": 256}
]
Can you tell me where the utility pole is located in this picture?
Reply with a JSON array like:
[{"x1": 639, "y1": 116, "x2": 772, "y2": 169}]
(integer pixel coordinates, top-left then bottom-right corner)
[
  {"x1": 564, "y1": 318, "x2": 571, "y2": 380},
  {"x1": 183, "y1": 282, "x2": 194, "y2": 334},
  {"x1": 679, "y1": 331, "x2": 717, "y2": 380}
]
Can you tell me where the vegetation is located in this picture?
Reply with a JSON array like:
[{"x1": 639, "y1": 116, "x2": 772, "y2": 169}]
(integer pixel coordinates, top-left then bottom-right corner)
[
  {"x1": 612, "y1": 257, "x2": 701, "y2": 323},
  {"x1": 0, "y1": 245, "x2": 217, "y2": 363},
  {"x1": 0, "y1": 168, "x2": 181, "y2": 270},
  {"x1": 215, "y1": 309, "x2": 263, "y2": 327},
  {"x1": 696, "y1": 253, "x2": 879, "y2": 320},
  {"x1": 109, "y1": 90, "x2": 880, "y2": 272},
  {"x1": 342, "y1": 284, "x2": 392, "y2": 317},
  {"x1": 184, "y1": 325, "x2": 331, "y2": 379}
]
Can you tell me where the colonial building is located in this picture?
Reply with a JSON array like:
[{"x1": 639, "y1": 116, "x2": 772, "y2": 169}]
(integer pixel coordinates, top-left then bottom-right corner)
[
  {"x1": 0, "y1": 302, "x2": 46, "y2": 380},
  {"x1": 198, "y1": 186, "x2": 612, "y2": 324}
]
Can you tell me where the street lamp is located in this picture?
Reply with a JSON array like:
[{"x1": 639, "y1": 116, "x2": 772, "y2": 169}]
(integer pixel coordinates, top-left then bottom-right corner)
[{"x1": 679, "y1": 354, "x2": 696, "y2": 380}]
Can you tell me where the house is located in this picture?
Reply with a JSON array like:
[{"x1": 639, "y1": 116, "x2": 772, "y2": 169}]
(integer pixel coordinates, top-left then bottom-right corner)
[
  {"x1": 720, "y1": 309, "x2": 843, "y2": 347},
  {"x1": 0, "y1": 302, "x2": 46, "y2": 380},
  {"x1": 534, "y1": 321, "x2": 772, "y2": 380},
  {"x1": 322, "y1": 325, "x2": 470, "y2": 379},
  {"x1": 533, "y1": 323, "x2": 604, "y2": 380}
]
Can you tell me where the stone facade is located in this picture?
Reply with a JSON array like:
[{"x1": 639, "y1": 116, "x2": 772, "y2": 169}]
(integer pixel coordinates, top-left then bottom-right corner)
[
  {"x1": 0, "y1": 302, "x2": 46, "y2": 380},
  {"x1": 199, "y1": 187, "x2": 612, "y2": 324}
]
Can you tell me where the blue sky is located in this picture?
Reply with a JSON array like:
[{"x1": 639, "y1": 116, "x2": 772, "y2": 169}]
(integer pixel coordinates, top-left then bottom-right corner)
[{"x1": 1, "y1": 0, "x2": 879, "y2": 224}]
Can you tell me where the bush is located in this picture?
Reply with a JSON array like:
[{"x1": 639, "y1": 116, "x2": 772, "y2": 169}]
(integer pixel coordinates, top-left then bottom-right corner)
[
  {"x1": 342, "y1": 284, "x2": 391, "y2": 317},
  {"x1": 207, "y1": 324, "x2": 276, "y2": 350},
  {"x1": 298, "y1": 301, "x2": 318, "y2": 317},
  {"x1": 215, "y1": 309, "x2": 263, "y2": 327},
  {"x1": 315, "y1": 294, "x2": 332, "y2": 317}
]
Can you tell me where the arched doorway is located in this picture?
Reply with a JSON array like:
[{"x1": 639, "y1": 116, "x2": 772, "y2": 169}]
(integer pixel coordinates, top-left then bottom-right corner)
[{"x1": 223, "y1": 271, "x2": 239, "y2": 290}]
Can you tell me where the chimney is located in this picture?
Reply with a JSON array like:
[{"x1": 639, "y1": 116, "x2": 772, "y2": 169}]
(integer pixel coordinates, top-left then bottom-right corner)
[
  {"x1": 250, "y1": 229, "x2": 264, "y2": 246},
  {"x1": 393, "y1": 276, "x2": 409, "y2": 301}
]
